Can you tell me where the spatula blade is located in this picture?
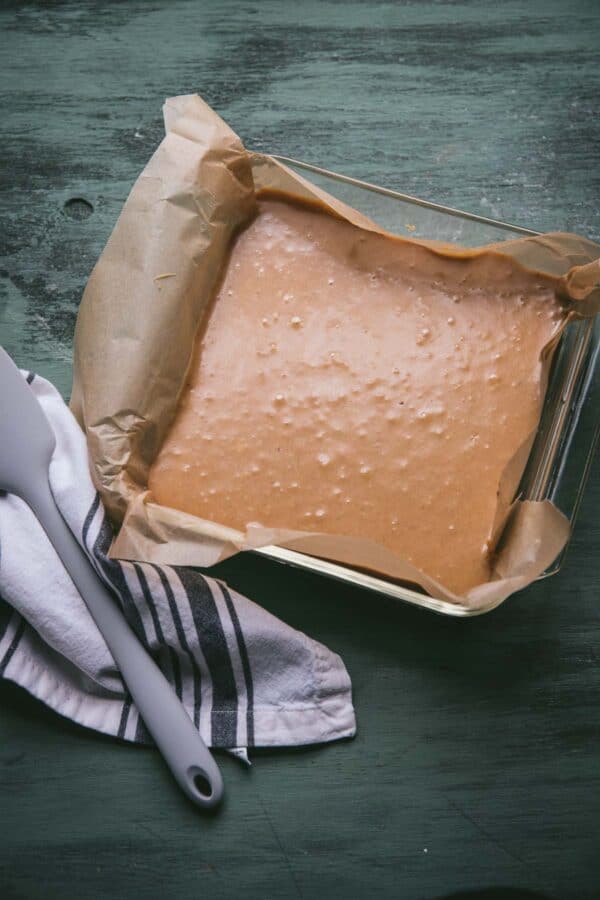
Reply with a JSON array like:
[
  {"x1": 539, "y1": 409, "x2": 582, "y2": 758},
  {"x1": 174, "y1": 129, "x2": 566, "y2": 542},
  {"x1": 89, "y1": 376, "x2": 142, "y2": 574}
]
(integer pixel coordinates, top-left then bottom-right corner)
[{"x1": 0, "y1": 347, "x2": 56, "y2": 498}]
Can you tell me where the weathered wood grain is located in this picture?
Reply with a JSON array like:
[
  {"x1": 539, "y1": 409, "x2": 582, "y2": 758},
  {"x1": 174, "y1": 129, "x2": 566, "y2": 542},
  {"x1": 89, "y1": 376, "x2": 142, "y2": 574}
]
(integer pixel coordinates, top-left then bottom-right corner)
[{"x1": 0, "y1": 1, "x2": 599, "y2": 898}]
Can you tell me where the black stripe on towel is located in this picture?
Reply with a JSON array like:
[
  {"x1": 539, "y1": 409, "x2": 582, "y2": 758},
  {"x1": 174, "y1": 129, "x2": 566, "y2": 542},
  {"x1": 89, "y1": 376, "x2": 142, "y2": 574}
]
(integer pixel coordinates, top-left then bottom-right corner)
[
  {"x1": 150, "y1": 564, "x2": 202, "y2": 730},
  {"x1": 117, "y1": 697, "x2": 131, "y2": 740},
  {"x1": 132, "y1": 562, "x2": 181, "y2": 700},
  {"x1": 0, "y1": 617, "x2": 26, "y2": 677},
  {"x1": 0, "y1": 526, "x2": 10, "y2": 641},
  {"x1": 82, "y1": 493, "x2": 101, "y2": 551},
  {"x1": 168, "y1": 645, "x2": 183, "y2": 703},
  {"x1": 134, "y1": 712, "x2": 151, "y2": 744},
  {"x1": 175, "y1": 567, "x2": 238, "y2": 747},
  {"x1": 92, "y1": 516, "x2": 147, "y2": 647},
  {"x1": 219, "y1": 583, "x2": 255, "y2": 747},
  {"x1": 132, "y1": 563, "x2": 168, "y2": 645},
  {"x1": 0, "y1": 596, "x2": 12, "y2": 644}
]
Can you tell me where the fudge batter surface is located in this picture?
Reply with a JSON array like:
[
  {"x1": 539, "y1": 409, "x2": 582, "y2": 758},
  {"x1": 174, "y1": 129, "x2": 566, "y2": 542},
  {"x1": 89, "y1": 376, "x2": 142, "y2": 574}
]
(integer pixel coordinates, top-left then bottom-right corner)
[{"x1": 149, "y1": 194, "x2": 564, "y2": 594}]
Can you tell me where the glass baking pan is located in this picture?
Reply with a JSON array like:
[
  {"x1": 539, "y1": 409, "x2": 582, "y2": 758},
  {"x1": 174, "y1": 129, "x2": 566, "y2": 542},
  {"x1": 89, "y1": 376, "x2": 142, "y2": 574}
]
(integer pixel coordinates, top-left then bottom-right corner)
[{"x1": 249, "y1": 154, "x2": 599, "y2": 617}]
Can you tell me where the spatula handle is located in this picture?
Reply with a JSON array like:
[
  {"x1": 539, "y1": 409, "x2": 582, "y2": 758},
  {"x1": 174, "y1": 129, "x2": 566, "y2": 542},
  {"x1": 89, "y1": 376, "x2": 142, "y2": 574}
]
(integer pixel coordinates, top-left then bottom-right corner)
[{"x1": 28, "y1": 478, "x2": 223, "y2": 809}]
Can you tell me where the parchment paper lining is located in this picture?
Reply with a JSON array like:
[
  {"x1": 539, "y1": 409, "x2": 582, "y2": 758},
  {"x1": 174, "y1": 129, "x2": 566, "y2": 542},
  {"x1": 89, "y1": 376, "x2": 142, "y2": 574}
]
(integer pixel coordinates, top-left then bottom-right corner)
[{"x1": 71, "y1": 94, "x2": 599, "y2": 610}]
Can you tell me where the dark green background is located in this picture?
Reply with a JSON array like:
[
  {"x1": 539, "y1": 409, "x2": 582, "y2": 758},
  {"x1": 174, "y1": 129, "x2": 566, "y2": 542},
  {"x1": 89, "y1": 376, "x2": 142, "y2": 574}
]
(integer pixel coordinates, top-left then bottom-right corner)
[{"x1": 1, "y1": 2, "x2": 599, "y2": 898}]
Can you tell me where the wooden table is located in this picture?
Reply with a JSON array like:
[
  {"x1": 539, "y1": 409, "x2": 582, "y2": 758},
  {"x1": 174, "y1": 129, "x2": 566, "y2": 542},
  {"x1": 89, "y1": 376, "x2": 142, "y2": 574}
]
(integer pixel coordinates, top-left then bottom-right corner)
[{"x1": 1, "y1": 2, "x2": 599, "y2": 898}]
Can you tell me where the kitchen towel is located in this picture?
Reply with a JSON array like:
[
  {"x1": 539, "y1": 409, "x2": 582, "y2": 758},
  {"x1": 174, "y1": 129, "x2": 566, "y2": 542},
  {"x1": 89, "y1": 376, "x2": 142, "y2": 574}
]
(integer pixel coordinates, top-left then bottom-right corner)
[{"x1": 0, "y1": 371, "x2": 356, "y2": 756}]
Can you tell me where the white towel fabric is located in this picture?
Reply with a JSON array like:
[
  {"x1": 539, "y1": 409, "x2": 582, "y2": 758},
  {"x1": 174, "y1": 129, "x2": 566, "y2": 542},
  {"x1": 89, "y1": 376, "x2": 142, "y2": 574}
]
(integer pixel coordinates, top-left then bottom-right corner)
[{"x1": 0, "y1": 372, "x2": 355, "y2": 755}]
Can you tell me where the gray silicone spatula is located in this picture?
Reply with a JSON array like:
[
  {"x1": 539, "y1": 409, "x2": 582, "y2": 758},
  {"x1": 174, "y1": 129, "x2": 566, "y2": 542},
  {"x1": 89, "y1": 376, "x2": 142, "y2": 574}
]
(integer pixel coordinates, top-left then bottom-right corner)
[{"x1": 0, "y1": 347, "x2": 223, "y2": 809}]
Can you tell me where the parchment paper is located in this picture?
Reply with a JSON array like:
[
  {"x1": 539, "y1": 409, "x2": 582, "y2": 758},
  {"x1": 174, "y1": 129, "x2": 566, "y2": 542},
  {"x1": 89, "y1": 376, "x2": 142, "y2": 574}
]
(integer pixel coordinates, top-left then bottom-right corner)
[{"x1": 71, "y1": 94, "x2": 600, "y2": 610}]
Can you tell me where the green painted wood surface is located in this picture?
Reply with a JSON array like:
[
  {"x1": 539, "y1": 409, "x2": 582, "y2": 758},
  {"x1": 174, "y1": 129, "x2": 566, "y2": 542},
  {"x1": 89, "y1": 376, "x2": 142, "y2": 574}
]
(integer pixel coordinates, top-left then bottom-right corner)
[{"x1": 1, "y1": 2, "x2": 599, "y2": 898}]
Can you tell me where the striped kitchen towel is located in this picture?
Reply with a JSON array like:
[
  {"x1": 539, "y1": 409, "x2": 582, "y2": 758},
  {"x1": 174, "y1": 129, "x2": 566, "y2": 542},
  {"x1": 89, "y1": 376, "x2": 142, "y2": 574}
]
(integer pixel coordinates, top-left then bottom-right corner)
[{"x1": 0, "y1": 372, "x2": 355, "y2": 755}]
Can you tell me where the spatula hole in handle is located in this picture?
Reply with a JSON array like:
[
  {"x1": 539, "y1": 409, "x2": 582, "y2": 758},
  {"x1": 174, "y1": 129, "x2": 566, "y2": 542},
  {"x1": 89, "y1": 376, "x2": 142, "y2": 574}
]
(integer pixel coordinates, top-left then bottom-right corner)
[
  {"x1": 186, "y1": 765, "x2": 222, "y2": 808},
  {"x1": 193, "y1": 772, "x2": 212, "y2": 797}
]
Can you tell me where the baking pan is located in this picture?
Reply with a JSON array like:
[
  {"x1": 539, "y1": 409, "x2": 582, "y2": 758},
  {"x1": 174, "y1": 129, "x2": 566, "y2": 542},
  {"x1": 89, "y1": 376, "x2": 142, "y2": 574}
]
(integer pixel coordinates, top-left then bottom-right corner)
[{"x1": 251, "y1": 155, "x2": 599, "y2": 616}]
